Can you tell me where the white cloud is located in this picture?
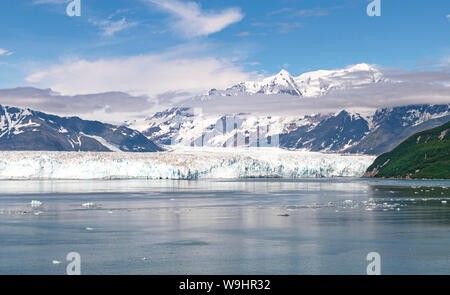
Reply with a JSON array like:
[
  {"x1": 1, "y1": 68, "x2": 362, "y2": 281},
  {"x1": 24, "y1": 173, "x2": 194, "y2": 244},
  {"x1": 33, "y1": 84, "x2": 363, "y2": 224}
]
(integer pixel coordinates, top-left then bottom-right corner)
[
  {"x1": 251, "y1": 22, "x2": 302, "y2": 34},
  {"x1": 0, "y1": 48, "x2": 14, "y2": 56},
  {"x1": 146, "y1": 0, "x2": 244, "y2": 37},
  {"x1": 89, "y1": 18, "x2": 138, "y2": 36},
  {"x1": 25, "y1": 46, "x2": 252, "y2": 99}
]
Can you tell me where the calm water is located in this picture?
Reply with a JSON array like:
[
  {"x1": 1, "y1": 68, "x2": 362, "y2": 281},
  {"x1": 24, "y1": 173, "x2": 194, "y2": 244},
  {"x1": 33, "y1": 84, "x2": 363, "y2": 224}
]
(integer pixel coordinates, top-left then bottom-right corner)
[{"x1": 0, "y1": 178, "x2": 449, "y2": 275}]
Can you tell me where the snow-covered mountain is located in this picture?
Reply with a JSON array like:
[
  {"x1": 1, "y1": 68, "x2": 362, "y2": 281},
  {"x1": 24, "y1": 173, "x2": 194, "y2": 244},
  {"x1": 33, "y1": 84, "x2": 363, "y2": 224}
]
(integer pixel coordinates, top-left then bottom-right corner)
[
  {"x1": 0, "y1": 105, "x2": 162, "y2": 152},
  {"x1": 128, "y1": 104, "x2": 450, "y2": 155},
  {"x1": 204, "y1": 63, "x2": 387, "y2": 98}
]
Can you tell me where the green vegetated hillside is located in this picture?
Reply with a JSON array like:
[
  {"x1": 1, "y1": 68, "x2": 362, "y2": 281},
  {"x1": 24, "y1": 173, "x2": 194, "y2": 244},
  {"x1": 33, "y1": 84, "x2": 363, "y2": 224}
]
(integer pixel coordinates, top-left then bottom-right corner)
[{"x1": 364, "y1": 120, "x2": 450, "y2": 179}]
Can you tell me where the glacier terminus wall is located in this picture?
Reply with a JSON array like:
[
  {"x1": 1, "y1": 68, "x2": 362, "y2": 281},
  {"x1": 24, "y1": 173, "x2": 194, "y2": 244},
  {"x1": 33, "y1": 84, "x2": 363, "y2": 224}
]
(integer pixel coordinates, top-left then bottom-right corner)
[{"x1": 0, "y1": 149, "x2": 375, "y2": 180}]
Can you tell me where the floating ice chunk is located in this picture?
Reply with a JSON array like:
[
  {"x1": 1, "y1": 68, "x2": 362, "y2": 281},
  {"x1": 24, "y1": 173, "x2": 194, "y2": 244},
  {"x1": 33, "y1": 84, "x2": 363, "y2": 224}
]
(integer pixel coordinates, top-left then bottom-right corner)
[
  {"x1": 82, "y1": 202, "x2": 96, "y2": 208},
  {"x1": 30, "y1": 200, "x2": 42, "y2": 208},
  {"x1": 343, "y1": 200, "x2": 353, "y2": 204}
]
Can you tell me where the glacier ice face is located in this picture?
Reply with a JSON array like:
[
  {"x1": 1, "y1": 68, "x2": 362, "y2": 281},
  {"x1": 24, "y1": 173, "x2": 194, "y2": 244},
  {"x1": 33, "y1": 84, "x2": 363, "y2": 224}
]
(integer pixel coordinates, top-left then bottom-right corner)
[{"x1": 0, "y1": 149, "x2": 375, "y2": 180}]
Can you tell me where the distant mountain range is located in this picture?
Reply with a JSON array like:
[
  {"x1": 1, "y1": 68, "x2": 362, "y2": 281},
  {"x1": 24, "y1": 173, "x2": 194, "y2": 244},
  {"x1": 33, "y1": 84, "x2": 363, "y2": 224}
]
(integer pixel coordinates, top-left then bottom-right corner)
[
  {"x1": 0, "y1": 105, "x2": 162, "y2": 152},
  {"x1": 127, "y1": 104, "x2": 450, "y2": 155},
  {"x1": 203, "y1": 63, "x2": 387, "y2": 98},
  {"x1": 0, "y1": 63, "x2": 448, "y2": 154},
  {"x1": 364, "y1": 121, "x2": 450, "y2": 179},
  {"x1": 2, "y1": 103, "x2": 449, "y2": 155},
  {"x1": 123, "y1": 63, "x2": 448, "y2": 155}
]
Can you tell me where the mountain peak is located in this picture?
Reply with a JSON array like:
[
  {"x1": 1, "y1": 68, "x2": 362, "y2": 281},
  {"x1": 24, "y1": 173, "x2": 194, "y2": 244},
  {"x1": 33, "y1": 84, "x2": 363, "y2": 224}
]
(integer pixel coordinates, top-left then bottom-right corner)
[
  {"x1": 205, "y1": 63, "x2": 388, "y2": 98},
  {"x1": 346, "y1": 63, "x2": 377, "y2": 72},
  {"x1": 276, "y1": 69, "x2": 292, "y2": 77}
]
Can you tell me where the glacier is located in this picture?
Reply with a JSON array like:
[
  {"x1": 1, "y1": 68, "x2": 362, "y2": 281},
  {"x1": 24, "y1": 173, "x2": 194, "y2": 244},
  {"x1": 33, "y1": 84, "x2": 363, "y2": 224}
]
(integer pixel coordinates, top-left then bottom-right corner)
[{"x1": 0, "y1": 149, "x2": 375, "y2": 180}]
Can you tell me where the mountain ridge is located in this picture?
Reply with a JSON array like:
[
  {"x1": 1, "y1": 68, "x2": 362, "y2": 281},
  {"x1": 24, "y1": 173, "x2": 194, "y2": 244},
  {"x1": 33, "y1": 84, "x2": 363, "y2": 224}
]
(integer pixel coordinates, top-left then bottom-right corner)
[
  {"x1": 0, "y1": 104, "x2": 163, "y2": 152},
  {"x1": 127, "y1": 104, "x2": 450, "y2": 155},
  {"x1": 204, "y1": 63, "x2": 387, "y2": 98}
]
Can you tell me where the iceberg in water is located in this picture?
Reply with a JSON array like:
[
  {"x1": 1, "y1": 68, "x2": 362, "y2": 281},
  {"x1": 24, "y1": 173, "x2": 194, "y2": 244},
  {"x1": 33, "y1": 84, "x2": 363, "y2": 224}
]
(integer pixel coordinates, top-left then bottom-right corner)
[
  {"x1": 30, "y1": 200, "x2": 42, "y2": 208},
  {"x1": 0, "y1": 149, "x2": 375, "y2": 180}
]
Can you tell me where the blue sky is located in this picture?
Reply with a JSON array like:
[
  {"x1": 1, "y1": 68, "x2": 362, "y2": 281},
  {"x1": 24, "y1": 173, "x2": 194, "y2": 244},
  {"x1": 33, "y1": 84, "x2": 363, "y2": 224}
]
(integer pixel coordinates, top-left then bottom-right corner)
[{"x1": 0, "y1": 0, "x2": 448, "y2": 121}]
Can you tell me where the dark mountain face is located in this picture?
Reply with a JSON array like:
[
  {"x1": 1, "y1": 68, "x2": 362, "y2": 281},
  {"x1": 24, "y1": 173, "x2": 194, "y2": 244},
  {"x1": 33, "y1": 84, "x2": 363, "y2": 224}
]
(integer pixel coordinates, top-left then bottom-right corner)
[
  {"x1": 346, "y1": 104, "x2": 450, "y2": 154},
  {"x1": 280, "y1": 111, "x2": 369, "y2": 152},
  {"x1": 279, "y1": 105, "x2": 449, "y2": 154},
  {"x1": 0, "y1": 105, "x2": 163, "y2": 152}
]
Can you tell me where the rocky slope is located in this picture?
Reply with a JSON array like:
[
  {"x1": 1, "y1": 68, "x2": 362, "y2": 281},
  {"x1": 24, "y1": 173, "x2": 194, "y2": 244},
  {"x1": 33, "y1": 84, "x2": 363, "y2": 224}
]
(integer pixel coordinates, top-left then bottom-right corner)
[{"x1": 0, "y1": 105, "x2": 162, "y2": 152}]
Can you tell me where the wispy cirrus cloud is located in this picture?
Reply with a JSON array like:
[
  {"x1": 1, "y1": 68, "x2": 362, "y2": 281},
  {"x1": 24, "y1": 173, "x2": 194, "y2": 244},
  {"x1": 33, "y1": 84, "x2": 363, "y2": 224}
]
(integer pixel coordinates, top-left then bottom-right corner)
[
  {"x1": 268, "y1": 7, "x2": 329, "y2": 18},
  {"x1": 0, "y1": 48, "x2": 14, "y2": 56},
  {"x1": 89, "y1": 17, "x2": 138, "y2": 36},
  {"x1": 295, "y1": 8, "x2": 329, "y2": 17},
  {"x1": 146, "y1": 0, "x2": 244, "y2": 38},
  {"x1": 267, "y1": 8, "x2": 293, "y2": 17},
  {"x1": 32, "y1": 0, "x2": 68, "y2": 4},
  {"x1": 236, "y1": 31, "x2": 251, "y2": 37},
  {"x1": 251, "y1": 22, "x2": 302, "y2": 34}
]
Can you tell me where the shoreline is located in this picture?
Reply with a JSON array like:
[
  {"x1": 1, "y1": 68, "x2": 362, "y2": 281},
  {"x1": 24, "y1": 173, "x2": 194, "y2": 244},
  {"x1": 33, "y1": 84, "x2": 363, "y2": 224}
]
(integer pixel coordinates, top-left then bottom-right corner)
[{"x1": 361, "y1": 177, "x2": 450, "y2": 181}]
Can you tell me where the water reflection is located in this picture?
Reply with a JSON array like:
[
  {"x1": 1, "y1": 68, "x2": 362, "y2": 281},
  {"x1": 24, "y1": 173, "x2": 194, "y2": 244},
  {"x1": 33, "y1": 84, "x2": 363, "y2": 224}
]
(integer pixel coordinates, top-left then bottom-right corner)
[{"x1": 0, "y1": 178, "x2": 449, "y2": 274}]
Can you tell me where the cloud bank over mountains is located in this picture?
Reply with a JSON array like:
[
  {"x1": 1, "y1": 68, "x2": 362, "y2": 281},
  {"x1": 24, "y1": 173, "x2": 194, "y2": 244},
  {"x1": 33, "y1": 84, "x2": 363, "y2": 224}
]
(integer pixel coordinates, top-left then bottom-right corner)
[{"x1": 0, "y1": 60, "x2": 445, "y2": 123}]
